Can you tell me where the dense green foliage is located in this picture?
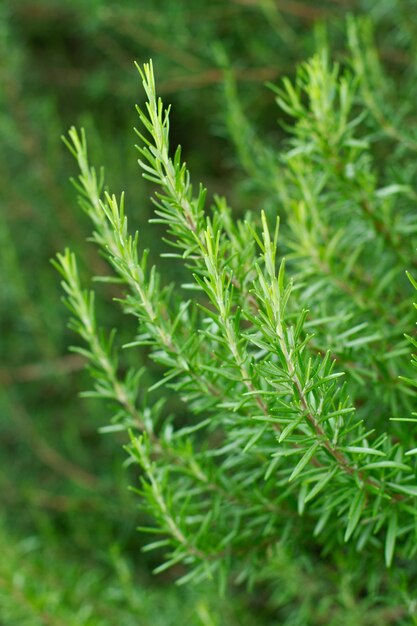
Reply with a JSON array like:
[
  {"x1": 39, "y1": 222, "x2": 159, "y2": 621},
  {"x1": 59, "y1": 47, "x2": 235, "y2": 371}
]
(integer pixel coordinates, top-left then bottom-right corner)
[{"x1": 3, "y1": 1, "x2": 417, "y2": 624}]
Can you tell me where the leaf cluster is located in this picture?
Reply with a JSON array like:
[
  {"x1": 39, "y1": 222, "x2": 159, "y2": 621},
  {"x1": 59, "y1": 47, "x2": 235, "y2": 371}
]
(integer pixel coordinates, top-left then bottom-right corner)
[{"x1": 55, "y1": 33, "x2": 417, "y2": 605}]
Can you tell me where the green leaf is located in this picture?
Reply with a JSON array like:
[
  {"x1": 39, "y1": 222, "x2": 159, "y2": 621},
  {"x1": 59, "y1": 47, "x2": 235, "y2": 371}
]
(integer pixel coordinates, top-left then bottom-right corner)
[
  {"x1": 278, "y1": 414, "x2": 305, "y2": 443},
  {"x1": 305, "y1": 467, "x2": 337, "y2": 503},
  {"x1": 344, "y1": 489, "x2": 365, "y2": 542},
  {"x1": 406, "y1": 270, "x2": 417, "y2": 291},
  {"x1": 243, "y1": 425, "x2": 267, "y2": 452},
  {"x1": 390, "y1": 416, "x2": 417, "y2": 423},
  {"x1": 361, "y1": 461, "x2": 411, "y2": 472},
  {"x1": 264, "y1": 456, "x2": 282, "y2": 481},
  {"x1": 385, "y1": 511, "x2": 398, "y2": 568},
  {"x1": 298, "y1": 482, "x2": 308, "y2": 515},
  {"x1": 289, "y1": 442, "x2": 320, "y2": 482},
  {"x1": 375, "y1": 184, "x2": 411, "y2": 198},
  {"x1": 387, "y1": 483, "x2": 417, "y2": 497},
  {"x1": 341, "y1": 446, "x2": 385, "y2": 457}
]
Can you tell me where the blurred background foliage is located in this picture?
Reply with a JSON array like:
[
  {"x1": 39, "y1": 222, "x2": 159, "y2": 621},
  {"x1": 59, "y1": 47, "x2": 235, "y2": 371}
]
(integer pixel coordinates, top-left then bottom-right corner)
[{"x1": 2, "y1": 0, "x2": 417, "y2": 623}]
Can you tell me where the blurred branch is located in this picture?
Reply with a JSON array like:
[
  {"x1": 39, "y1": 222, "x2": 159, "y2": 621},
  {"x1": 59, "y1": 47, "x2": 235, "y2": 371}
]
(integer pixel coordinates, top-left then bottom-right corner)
[
  {"x1": 157, "y1": 65, "x2": 284, "y2": 93},
  {"x1": 108, "y1": 19, "x2": 201, "y2": 71},
  {"x1": 231, "y1": 0, "x2": 345, "y2": 20},
  {"x1": 0, "y1": 354, "x2": 85, "y2": 385},
  {"x1": 9, "y1": 399, "x2": 98, "y2": 489},
  {"x1": 0, "y1": 573, "x2": 67, "y2": 626},
  {"x1": 3, "y1": 75, "x2": 88, "y2": 246}
]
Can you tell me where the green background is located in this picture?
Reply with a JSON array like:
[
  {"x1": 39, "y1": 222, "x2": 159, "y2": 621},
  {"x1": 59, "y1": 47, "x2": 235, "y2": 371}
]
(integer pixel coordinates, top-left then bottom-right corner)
[{"x1": 1, "y1": 1, "x2": 416, "y2": 624}]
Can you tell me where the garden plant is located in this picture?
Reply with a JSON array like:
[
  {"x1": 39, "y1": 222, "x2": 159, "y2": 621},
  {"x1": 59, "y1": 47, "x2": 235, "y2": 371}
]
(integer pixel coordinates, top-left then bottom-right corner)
[
  {"x1": 3, "y1": 2, "x2": 417, "y2": 624},
  {"x1": 56, "y1": 20, "x2": 417, "y2": 625}
]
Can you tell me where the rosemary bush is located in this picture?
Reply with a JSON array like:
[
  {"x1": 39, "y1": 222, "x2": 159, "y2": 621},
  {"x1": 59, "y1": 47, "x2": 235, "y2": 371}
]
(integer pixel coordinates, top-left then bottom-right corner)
[
  {"x1": 1, "y1": 3, "x2": 322, "y2": 623},
  {"x1": 4, "y1": 1, "x2": 417, "y2": 623},
  {"x1": 55, "y1": 22, "x2": 417, "y2": 623}
]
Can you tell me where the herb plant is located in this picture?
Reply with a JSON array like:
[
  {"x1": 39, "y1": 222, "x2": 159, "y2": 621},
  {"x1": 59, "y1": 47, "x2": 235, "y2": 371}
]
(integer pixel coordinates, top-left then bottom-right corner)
[{"x1": 55, "y1": 22, "x2": 417, "y2": 623}]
